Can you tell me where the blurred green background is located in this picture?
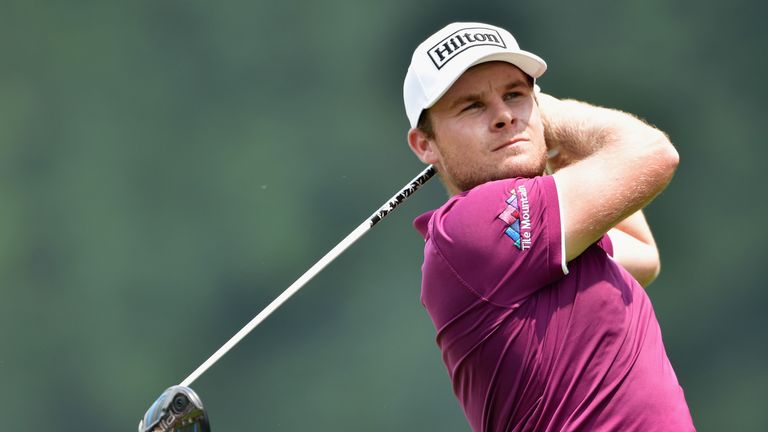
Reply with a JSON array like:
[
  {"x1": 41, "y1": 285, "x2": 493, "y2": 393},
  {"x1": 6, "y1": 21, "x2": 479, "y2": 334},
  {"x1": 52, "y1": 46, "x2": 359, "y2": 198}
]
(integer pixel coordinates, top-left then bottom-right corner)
[{"x1": 1, "y1": 0, "x2": 765, "y2": 430}]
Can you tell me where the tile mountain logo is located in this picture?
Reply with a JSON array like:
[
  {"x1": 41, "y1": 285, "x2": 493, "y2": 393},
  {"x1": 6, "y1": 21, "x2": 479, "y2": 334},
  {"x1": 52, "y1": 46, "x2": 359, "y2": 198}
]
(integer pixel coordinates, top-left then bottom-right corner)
[
  {"x1": 428, "y1": 27, "x2": 506, "y2": 70},
  {"x1": 497, "y1": 186, "x2": 532, "y2": 250}
]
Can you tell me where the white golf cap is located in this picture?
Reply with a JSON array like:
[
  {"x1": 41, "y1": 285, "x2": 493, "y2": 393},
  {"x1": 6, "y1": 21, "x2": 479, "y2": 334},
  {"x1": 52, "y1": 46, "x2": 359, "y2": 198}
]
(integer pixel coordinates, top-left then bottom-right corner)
[{"x1": 403, "y1": 22, "x2": 547, "y2": 128}]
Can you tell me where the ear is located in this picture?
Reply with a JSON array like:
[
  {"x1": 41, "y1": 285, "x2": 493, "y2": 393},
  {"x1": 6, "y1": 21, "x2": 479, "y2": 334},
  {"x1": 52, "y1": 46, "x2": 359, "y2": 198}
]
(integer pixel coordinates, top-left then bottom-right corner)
[{"x1": 407, "y1": 127, "x2": 440, "y2": 165}]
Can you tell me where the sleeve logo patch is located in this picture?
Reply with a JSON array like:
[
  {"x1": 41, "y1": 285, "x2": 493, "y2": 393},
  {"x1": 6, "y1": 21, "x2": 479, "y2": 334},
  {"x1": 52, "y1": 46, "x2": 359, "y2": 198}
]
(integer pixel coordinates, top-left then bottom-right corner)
[{"x1": 497, "y1": 185, "x2": 532, "y2": 250}]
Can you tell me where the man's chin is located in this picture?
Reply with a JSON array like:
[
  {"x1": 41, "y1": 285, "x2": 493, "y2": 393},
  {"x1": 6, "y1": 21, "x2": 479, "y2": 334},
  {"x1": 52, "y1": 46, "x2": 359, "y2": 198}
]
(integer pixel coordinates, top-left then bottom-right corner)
[
  {"x1": 442, "y1": 156, "x2": 547, "y2": 193},
  {"x1": 497, "y1": 159, "x2": 548, "y2": 181}
]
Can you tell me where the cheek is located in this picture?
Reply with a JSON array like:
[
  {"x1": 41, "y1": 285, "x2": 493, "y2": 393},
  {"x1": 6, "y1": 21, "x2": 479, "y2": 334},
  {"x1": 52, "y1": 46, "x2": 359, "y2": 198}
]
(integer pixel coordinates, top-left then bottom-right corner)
[{"x1": 435, "y1": 125, "x2": 475, "y2": 157}]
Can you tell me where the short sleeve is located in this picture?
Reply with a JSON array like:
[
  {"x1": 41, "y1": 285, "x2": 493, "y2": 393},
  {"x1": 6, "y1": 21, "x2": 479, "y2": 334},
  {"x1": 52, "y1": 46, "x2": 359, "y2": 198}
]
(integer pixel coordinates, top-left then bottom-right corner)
[{"x1": 429, "y1": 176, "x2": 567, "y2": 306}]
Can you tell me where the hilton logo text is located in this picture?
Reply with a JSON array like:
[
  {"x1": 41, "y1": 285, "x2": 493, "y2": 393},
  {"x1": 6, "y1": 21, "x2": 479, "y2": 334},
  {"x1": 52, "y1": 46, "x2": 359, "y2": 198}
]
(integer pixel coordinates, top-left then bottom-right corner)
[{"x1": 428, "y1": 27, "x2": 507, "y2": 70}]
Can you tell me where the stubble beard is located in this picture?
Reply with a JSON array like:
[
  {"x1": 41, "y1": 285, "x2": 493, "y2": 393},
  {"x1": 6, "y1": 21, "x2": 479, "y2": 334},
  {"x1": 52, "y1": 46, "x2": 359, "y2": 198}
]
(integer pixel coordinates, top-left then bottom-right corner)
[{"x1": 442, "y1": 152, "x2": 548, "y2": 193}]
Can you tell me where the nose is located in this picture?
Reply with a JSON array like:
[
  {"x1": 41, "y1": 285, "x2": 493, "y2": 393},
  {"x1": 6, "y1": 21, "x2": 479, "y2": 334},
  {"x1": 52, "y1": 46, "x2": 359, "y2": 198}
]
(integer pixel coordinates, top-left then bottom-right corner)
[{"x1": 491, "y1": 101, "x2": 515, "y2": 131}]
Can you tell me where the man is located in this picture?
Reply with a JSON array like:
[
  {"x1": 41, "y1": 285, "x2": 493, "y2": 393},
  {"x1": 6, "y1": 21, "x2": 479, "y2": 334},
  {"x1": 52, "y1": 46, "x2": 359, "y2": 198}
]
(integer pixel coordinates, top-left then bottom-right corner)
[{"x1": 404, "y1": 22, "x2": 695, "y2": 431}]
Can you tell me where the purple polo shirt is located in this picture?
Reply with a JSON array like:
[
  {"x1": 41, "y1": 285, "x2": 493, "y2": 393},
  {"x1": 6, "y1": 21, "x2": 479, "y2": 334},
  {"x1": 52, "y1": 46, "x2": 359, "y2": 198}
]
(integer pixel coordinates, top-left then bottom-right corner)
[{"x1": 414, "y1": 176, "x2": 694, "y2": 432}]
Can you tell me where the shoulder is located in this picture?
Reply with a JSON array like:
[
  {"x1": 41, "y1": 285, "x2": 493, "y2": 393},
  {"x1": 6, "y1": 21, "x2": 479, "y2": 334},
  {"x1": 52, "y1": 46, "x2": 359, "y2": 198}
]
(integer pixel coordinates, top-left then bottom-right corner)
[
  {"x1": 423, "y1": 175, "x2": 567, "y2": 305},
  {"x1": 434, "y1": 176, "x2": 558, "y2": 234},
  {"x1": 428, "y1": 175, "x2": 561, "y2": 264}
]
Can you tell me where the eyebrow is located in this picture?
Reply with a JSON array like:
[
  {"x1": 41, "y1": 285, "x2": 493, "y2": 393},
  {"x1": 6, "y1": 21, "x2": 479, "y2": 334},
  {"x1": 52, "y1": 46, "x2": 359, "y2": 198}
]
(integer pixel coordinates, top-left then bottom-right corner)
[{"x1": 447, "y1": 79, "x2": 529, "y2": 111}]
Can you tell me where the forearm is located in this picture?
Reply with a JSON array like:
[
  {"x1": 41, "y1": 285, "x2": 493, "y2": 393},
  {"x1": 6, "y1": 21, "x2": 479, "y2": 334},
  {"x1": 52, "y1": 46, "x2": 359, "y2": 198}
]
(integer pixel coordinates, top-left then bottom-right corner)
[
  {"x1": 543, "y1": 92, "x2": 678, "y2": 262},
  {"x1": 538, "y1": 93, "x2": 668, "y2": 173}
]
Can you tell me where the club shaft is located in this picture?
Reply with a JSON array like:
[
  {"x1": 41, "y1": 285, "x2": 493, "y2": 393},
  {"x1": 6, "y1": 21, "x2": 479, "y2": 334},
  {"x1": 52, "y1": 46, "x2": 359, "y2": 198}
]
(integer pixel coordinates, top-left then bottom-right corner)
[{"x1": 180, "y1": 165, "x2": 436, "y2": 387}]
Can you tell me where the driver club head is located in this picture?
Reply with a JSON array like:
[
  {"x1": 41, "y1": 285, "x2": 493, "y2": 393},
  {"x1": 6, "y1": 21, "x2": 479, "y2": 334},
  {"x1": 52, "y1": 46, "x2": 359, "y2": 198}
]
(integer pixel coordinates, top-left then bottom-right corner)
[{"x1": 139, "y1": 385, "x2": 211, "y2": 432}]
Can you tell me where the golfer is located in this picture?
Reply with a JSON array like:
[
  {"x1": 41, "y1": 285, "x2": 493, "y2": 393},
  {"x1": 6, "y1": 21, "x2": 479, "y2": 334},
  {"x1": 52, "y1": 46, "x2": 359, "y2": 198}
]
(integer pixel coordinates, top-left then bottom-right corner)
[{"x1": 405, "y1": 22, "x2": 695, "y2": 431}]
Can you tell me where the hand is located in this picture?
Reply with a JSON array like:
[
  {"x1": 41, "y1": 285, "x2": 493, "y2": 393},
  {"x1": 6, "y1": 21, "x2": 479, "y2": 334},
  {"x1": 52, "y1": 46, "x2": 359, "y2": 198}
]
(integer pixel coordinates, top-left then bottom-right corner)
[
  {"x1": 538, "y1": 93, "x2": 605, "y2": 173},
  {"x1": 537, "y1": 92, "x2": 571, "y2": 173}
]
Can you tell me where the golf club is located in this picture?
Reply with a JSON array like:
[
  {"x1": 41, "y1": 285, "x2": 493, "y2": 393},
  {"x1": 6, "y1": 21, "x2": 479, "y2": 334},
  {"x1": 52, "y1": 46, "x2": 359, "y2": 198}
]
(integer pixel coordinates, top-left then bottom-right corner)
[{"x1": 179, "y1": 164, "x2": 437, "y2": 387}]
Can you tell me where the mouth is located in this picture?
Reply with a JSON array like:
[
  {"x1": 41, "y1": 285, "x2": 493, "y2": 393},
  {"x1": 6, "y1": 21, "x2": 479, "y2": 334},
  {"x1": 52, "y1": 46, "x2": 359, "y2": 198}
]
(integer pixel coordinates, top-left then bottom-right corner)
[{"x1": 492, "y1": 137, "x2": 529, "y2": 152}]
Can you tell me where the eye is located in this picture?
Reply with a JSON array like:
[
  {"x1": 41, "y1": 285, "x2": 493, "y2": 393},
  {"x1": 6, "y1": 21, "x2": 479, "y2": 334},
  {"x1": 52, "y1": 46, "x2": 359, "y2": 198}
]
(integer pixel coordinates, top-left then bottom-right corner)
[
  {"x1": 461, "y1": 101, "x2": 483, "y2": 112},
  {"x1": 504, "y1": 91, "x2": 523, "y2": 100}
]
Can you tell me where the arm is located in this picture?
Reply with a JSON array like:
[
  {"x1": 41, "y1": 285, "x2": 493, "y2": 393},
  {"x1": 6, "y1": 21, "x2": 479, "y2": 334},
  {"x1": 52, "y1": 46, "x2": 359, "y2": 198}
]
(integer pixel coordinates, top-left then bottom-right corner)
[
  {"x1": 538, "y1": 94, "x2": 678, "y2": 270},
  {"x1": 608, "y1": 211, "x2": 660, "y2": 287}
]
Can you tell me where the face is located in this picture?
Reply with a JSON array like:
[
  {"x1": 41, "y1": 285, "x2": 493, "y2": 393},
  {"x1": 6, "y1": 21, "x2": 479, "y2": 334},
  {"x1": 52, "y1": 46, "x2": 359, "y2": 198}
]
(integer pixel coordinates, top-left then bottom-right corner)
[{"x1": 408, "y1": 62, "x2": 547, "y2": 194}]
